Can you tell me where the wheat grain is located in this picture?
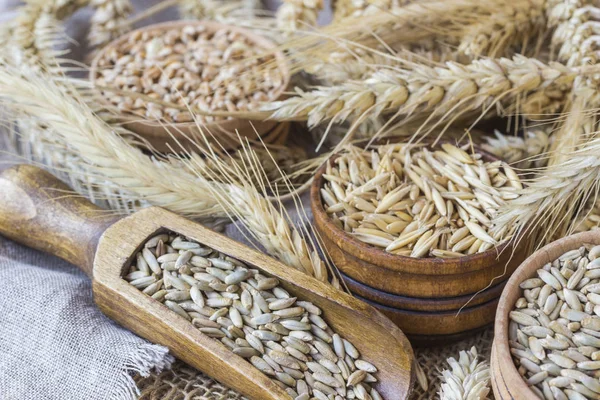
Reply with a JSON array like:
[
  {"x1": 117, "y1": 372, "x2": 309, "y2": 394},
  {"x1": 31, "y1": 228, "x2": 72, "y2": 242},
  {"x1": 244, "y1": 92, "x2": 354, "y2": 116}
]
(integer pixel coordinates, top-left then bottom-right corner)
[{"x1": 94, "y1": 24, "x2": 284, "y2": 123}]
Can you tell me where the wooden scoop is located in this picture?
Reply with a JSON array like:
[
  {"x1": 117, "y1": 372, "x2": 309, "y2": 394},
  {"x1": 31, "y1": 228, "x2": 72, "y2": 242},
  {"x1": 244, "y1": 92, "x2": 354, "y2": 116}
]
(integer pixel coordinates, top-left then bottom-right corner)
[{"x1": 0, "y1": 165, "x2": 414, "y2": 400}]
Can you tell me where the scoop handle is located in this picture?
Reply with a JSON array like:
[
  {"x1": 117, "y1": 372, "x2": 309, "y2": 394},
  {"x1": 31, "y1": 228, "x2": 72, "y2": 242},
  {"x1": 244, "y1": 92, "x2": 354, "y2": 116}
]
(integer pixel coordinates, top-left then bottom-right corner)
[{"x1": 0, "y1": 165, "x2": 120, "y2": 276}]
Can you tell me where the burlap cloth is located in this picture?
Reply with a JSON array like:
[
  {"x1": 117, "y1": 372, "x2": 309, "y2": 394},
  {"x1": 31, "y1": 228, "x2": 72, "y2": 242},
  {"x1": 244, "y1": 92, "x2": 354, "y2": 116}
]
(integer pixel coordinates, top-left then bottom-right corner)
[{"x1": 0, "y1": 1, "x2": 496, "y2": 399}]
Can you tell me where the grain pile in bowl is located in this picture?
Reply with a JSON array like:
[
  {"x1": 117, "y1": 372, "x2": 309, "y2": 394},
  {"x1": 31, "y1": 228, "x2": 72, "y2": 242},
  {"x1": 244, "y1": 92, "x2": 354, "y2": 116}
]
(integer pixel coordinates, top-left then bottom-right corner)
[
  {"x1": 509, "y1": 245, "x2": 600, "y2": 400},
  {"x1": 93, "y1": 24, "x2": 285, "y2": 123},
  {"x1": 320, "y1": 143, "x2": 522, "y2": 258},
  {"x1": 125, "y1": 233, "x2": 383, "y2": 400}
]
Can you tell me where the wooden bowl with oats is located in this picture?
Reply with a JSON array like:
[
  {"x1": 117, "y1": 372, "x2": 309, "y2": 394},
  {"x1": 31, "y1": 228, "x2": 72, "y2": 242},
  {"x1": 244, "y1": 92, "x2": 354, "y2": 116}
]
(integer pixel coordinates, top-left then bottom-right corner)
[
  {"x1": 90, "y1": 21, "x2": 290, "y2": 153},
  {"x1": 310, "y1": 139, "x2": 529, "y2": 340},
  {"x1": 491, "y1": 231, "x2": 600, "y2": 399}
]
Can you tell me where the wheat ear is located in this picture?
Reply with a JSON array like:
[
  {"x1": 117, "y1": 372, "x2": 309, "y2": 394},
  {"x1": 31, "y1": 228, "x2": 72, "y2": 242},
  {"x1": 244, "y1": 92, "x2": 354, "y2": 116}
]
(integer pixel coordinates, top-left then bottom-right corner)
[
  {"x1": 458, "y1": 0, "x2": 547, "y2": 58},
  {"x1": 276, "y1": 0, "x2": 498, "y2": 71},
  {"x1": 263, "y1": 55, "x2": 582, "y2": 132},
  {"x1": 0, "y1": 64, "x2": 226, "y2": 219},
  {"x1": 88, "y1": 0, "x2": 133, "y2": 49},
  {"x1": 481, "y1": 127, "x2": 553, "y2": 169},
  {"x1": 10, "y1": 0, "x2": 89, "y2": 67}
]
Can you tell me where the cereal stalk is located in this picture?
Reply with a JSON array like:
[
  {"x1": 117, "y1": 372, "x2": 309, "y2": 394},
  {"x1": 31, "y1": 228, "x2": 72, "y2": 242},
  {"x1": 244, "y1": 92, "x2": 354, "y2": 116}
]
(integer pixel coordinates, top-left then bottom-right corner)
[{"x1": 438, "y1": 347, "x2": 490, "y2": 400}]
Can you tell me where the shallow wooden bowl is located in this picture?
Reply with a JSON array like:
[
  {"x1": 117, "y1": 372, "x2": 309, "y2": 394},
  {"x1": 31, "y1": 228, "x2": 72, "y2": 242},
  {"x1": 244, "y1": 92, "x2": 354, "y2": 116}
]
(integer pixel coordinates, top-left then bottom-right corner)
[
  {"x1": 311, "y1": 146, "x2": 528, "y2": 299},
  {"x1": 90, "y1": 20, "x2": 290, "y2": 153},
  {"x1": 491, "y1": 231, "x2": 600, "y2": 399}
]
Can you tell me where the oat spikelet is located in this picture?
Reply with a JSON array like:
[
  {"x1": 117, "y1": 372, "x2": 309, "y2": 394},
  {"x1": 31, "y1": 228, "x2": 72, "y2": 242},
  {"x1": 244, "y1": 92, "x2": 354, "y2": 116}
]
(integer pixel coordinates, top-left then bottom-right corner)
[
  {"x1": 88, "y1": 0, "x2": 133, "y2": 48},
  {"x1": 438, "y1": 347, "x2": 490, "y2": 400},
  {"x1": 263, "y1": 55, "x2": 582, "y2": 132},
  {"x1": 458, "y1": 0, "x2": 547, "y2": 58},
  {"x1": 0, "y1": 65, "x2": 225, "y2": 219}
]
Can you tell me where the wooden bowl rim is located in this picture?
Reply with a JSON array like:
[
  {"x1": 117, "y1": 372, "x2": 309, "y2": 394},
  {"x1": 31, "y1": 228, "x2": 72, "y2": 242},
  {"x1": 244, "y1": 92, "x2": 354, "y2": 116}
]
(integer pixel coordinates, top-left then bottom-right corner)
[
  {"x1": 310, "y1": 139, "x2": 515, "y2": 276},
  {"x1": 493, "y1": 230, "x2": 600, "y2": 398},
  {"x1": 340, "y1": 269, "x2": 506, "y2": 310},
  {"x1": 355, "y1": 290, "x2": 500, "y2": 316},
  {"x1": 89, "y1": 20, "x2": 290, "y2": 132}
]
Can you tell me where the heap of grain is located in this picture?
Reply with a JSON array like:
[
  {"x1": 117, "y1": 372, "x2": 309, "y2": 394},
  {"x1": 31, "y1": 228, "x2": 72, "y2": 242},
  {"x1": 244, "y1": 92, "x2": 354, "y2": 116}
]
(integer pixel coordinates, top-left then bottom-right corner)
[
  {"x1": 94, "y1": 24, "x2": 284, "y2": 123},
  {"x1": 509, "y1": 245, "x2": 600, "y2": 400},
  {"x1": 320, "y1": 143, "x2": 522, "y2": 258},
  {"x1": 125, "y1": 233, "x2": 383, "y2": 400}
]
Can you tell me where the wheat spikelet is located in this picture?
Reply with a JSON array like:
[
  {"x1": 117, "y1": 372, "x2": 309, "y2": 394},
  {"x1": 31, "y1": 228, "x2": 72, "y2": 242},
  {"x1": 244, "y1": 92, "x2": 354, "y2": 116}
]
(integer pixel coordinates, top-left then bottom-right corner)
[
  {"x1": 0, "y1": 61, "x2": 334, "y2": 284},
  {"x1": 179, "y1": 0, "x2": 257, "y2": 20},
  {"x1": 542, "y1": 2, "x2": 600, "y2": 166},
  {"x1": 263, "y1": 55, "x2": 582, "y2": 133},
  {"x1": 332, "y1": 0, "x2": 407, "y2": 21},
  {"x1": 482, "y1": 128, "x2": 553, "y2": 169},
  {"x1": 458, "y1": 0, "x2": 547, "y2": 58},
  {"x1": 546, "y1": 0, "x2": 600, "y2": 66},
  {"x1": 276, "y1": 0, "x2": 323, "y2": 32},
  {"x1": 88, "y1": 0, "x2": 133, "y2": 48},
  {"x1": 438, "y1": 347, "x2": 490, "y2": 400},
  {"x1": 9, "y1": 0, "x2": 89, "y2": 66}
]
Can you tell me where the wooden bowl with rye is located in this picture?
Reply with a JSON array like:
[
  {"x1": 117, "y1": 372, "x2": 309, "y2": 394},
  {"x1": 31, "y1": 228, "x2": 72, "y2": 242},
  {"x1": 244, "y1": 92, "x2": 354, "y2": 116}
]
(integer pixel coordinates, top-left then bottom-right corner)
[
  {"x1": 90, "y1": 20, "x2": 290, "y2": 153},
  {"x1": 310, "y1": 139, "x2": 529, "y2": 340},
  {"x1": 491, "y1": 231, "x2": 600, "y2": 400}
]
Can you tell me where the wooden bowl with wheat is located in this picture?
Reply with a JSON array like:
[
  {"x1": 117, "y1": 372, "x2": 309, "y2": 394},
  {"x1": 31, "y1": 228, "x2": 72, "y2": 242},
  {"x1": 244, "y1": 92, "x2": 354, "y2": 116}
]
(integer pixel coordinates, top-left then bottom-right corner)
[
  {"x1": 90, "y1": 20, "x2": 290, "y2": 153},
  {"x1": 310, "y1": 140, "x2": 529, "y2": 340},
  {"x1": 491, "y1": 231, "x2": 600, "y2": 400}
]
